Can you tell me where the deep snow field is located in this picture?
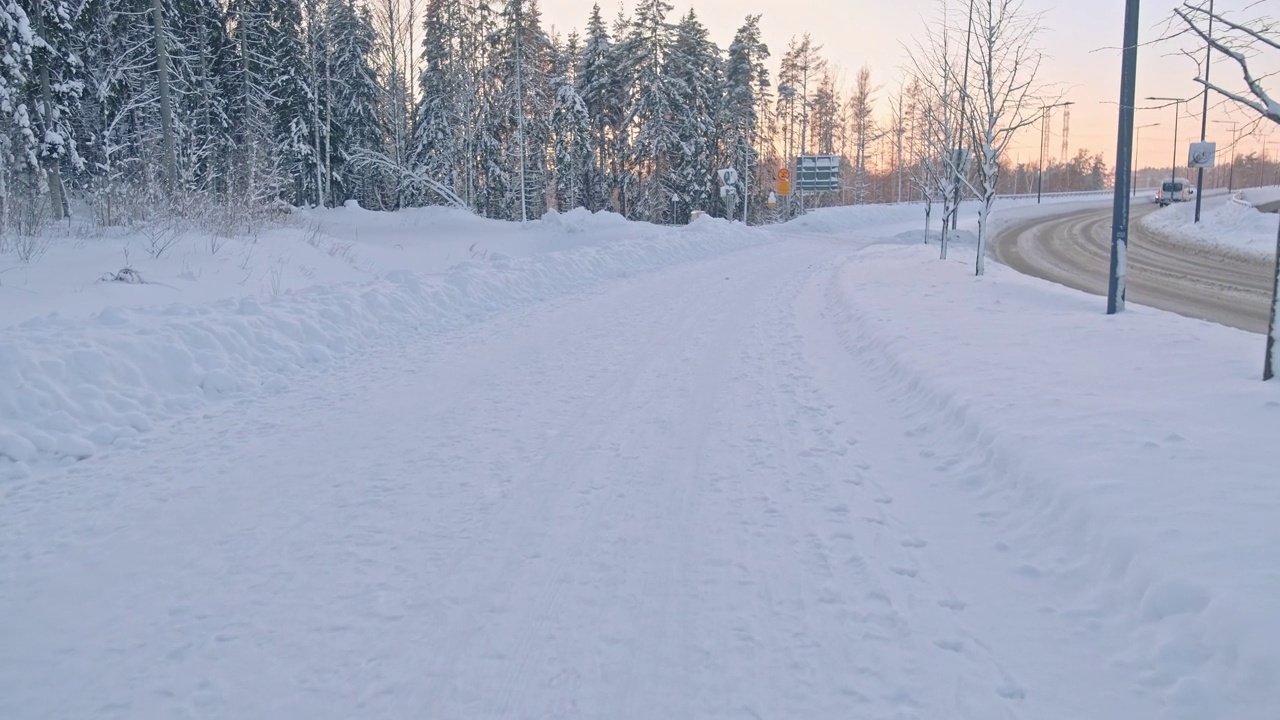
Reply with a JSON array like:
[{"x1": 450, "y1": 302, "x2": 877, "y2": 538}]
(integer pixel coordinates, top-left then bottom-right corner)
[{"x1": 2, "y1": 192, "x2": 1278, "y2": 720}]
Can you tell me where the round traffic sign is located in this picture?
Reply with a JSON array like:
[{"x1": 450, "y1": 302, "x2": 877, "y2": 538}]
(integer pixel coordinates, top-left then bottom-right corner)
[{"x1": 778, "y1": 167, "x2": 791, "y2": 181}]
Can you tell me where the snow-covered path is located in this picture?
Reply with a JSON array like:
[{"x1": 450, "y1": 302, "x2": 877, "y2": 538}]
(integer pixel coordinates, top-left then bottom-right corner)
[{"x1": 4, "y1": 235, "x2": 1162, "y2": 719}]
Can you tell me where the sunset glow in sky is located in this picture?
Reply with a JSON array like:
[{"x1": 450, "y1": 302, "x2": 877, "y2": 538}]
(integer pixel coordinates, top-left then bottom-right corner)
[{"x1": 539, "y1": 0, "x2": 1279, "y2": 173}]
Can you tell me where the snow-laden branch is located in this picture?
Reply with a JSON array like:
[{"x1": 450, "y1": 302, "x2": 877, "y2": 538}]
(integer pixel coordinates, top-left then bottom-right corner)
[{"x1": 1175, "y1": 3, "x2": 1280, "y2": 123}]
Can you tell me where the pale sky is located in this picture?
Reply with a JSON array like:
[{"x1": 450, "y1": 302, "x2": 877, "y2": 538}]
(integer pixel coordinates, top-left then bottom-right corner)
[{"x1": 539, "y1": 0, "x2": 1279, "y2": 172}]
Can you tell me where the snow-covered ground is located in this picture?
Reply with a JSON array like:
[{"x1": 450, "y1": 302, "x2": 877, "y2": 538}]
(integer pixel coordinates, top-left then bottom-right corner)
[
  {"x1": 1139, "y1": 185, "x2": 1280, "y2": 258},
  {"x1": 2, "y1": 195, "x2": 1277, "y2": 720}
]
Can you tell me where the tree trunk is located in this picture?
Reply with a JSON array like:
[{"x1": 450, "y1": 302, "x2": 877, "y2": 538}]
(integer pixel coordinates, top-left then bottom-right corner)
[
  {"x1": 33, "y1": 1, "x2": 67, "y2": 220},
  {"x1": 152, "y1": 0, "x2": 177, "y2": 190},
  {"x1": 1264, "y1": 213, "x2": 1280, "y2": 380}
]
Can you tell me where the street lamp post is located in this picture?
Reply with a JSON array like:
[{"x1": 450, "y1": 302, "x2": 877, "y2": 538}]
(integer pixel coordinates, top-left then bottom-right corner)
[
  {"x1": 1147, "y1": 96, "x2": 1189, "y2": 186},
  {"x1": 1212, "y1": 119, "x2": 1240, "y2": 192},
  {"x1": 1192, "y1": 0, "x2": 1215, "y2": 223},
  {"x1": 1037, "y1": 101, "x2": 1074, "y2": 203},
  {"x1": 1134, "y1": 122, "x2": 1161, "y2": 197}
]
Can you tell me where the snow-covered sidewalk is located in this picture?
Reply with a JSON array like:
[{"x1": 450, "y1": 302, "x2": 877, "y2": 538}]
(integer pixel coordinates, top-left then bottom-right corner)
[{"x1": 3, "y1": 200, "x2": 1279, "y2": 720}]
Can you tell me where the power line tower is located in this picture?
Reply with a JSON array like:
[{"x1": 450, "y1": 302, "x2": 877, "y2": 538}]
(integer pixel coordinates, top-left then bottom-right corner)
[
  {"x1": 1060, "y1": 105, "x2": 1071, "y2": 162},
  {"x1": 1041, "y1": 107, "x2": 1053, "y2": 170}
]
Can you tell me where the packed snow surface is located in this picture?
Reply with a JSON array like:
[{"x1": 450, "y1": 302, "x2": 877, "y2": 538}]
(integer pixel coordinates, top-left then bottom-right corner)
[{"x1": 2, "y1": 197, "x2": 1278, "y2": 720}]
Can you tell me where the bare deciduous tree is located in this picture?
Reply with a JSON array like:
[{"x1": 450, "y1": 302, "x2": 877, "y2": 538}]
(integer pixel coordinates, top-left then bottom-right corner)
[{"x1": 1174, "y1": 1, "x2": 1280, "y2": 378}]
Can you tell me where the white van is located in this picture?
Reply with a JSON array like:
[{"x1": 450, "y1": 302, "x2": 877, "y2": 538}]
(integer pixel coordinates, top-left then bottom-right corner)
[{"x1": 1157, "y1": 177, "x2": 1195, "y2": 206}]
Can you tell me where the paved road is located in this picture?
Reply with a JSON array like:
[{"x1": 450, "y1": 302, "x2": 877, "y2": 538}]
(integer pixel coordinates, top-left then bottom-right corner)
[{"x1": 992, "y1": 201, "x2": 1274, "y2": 332}]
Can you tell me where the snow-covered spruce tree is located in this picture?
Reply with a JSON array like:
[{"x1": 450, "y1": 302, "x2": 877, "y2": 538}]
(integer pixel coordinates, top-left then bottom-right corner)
[
  {"x1": 574, "y1": 3, "x2": 615, "y2": 212},
  {"x1": 18, "y1": 0, "x2": 84, "y2": 222},
  {"x1": 549, "y1": 32, "x2": 592, "y2": 212},
  {"x1": 411, "y1": 0, "x2": 471, "y2": 202},
  {"x1": 468, "y1": 0, "x2": 509, "y2": 219},
  {"x1": 962, "y1": 0, "x2": 1046, "y2": 276},
  {"x1": 168, "y1": 0, "x2": 237, "y2": 196},
  {"x1": 368, "y1": 0, "x2": 413, "y2": 208},
  {"x1": 722, "y1": 14, "x2": 770, "y2": 224},
  {"x1": 267, "y1": 0, "x2": 318, "y2": 207},
  {"x1": 0, "y1": 0, "x2": 36, "y2": 237},
  {"x1": 324, "y1": 0, "x2": 383, "y2": 207},
  {"x1": 621, "y1": 0, "x2": 677, "y2": 223},
  {"x1": 665, "y1": 9, "x2": 719, "y2": 222},
  {"x1": 495, "y1": 0, "x2": 551, "y2": 222},
  {"x1": 73, "y1": 0, "x2": 158, "y2": 224}
]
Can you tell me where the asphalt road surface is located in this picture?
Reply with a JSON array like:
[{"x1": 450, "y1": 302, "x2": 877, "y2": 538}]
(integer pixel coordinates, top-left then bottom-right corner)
[{"x1": 992, "y1": 200, "x2": 1274, "y2": 333}]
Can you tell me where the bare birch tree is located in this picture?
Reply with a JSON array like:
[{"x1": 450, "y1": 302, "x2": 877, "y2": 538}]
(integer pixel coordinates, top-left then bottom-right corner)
[
  {"x1": 1173, "y1": 1, "x2": 1280, "y2": 378},
  {"x1": 962, "y1": 0, "x2": 1048, "y2": 276}
]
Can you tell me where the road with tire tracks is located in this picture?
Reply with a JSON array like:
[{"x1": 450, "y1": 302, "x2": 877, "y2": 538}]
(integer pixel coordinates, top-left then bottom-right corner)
[{"x1": 991, "y1": 199, "x2": 1274, "y2": 333}]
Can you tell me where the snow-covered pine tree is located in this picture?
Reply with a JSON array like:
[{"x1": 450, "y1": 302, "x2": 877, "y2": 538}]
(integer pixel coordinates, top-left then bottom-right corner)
[
  {"x1": 847, "y1": 65, "x2": 876, "y2": 205},
  {"x1": 621, "y1": 0, "x2": 676, "y2": 223},
  {"x1": 0, "y1": 1, "x2": 36, "y2": 235},
  {"x1": 73, "y1": 0, "x2": 158, "y2": 223},
  {"x1": 168, "y1": 0, "x2": 237, "y2": 196},
  {"x1": 664, "y1": 9, "x2": 718, "y2": 222},
  {"x1": 468, "y1": 0, "x2": 509, "y2": 218},
  {"x1": 324, "y1": 0, "x2": 383, "y2": 207},
  {"x1": 412, "y1": 0, "x2": 471, "y2": 201},
  {"x1": 549, "y1": 32, "x2": 591, "y2": 212},
  {"x1": 267, "y1": 0, "x2": 318, "y2": 206},
  {"x1": 723, "y1": 14, "x2": 770, "y2": 224},
  {"x1": 574, "y1": 3, "x2": 613, "y2": 212},
  {"x1": 22, "y1": 0, "x2": 84, "y2": 221},
  {"x1": 495, "y1": 0, "x2": 551, "y2": 221}
]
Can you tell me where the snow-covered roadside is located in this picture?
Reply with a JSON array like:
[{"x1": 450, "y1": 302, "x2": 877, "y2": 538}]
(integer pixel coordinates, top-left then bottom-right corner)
[
  {"x1": 0, "y1": 205, "x2": 665, "y2": 329},
  {"x1": 787, "y1": 191, "x2": 1116, "y2": 243},
  {"x1": 1138, "y1": 186, "x2": 1280, "y2": 259},
  {"x1": 833, "y1": 242, "x2": 1280, "y2": 719},
  {"x1": 0, "y1": 212, "x2": 764, "y2": 478}
]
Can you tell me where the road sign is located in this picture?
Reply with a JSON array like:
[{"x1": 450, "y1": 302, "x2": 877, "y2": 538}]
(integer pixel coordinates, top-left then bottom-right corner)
[
  {"x1": 795, "y1": 155, "x2": 841, "y2": 193},
  {"x1": 777, "y1": 179, "x2": 791, "y2": 196},
  {"x1": 767, "y1": 191, "x2": 778, "y2": 208},
  {"x1": 1188, "y1": 142, "x2": 1216, "y2": 169},
  {"x1": 717, "y1": 168, "x2": 739, "y2": 186},
  {"x1": 777, "y1": 167, "x2": 791, "y2": 181}
]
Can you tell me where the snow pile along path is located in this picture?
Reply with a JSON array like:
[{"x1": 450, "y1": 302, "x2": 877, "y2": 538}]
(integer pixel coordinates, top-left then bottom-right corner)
[
  {"x1": 1138, "y1": 186, "x2": 1280, "y2": 259},
  {"x1": 832, "y1": 243, "x2": 1280, "y2": 720},
  {"x1": 0, "y1": 213, "x2": 765, "y2": 478}
]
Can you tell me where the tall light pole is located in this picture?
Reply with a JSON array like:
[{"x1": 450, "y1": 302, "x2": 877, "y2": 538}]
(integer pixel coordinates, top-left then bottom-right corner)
[
  {"x1": 1037, "y1": 101, "x2": 1074, "y2": 203},
  {"x1": 1108, "y1": 0, "x2": 1140, "y2": 316},
  {"x1": 1147, "y1": 96, "x2": 1189, "y2": 185},
  {"x1": 1133, "y1": 122, "x2": 1161, "y2": 196},
  {"x1": 1212, "y1": 119, "x2": 1240, "y2": 192},
  {"x1": 1192, "y1": 0, "x2": 1215, "y2": 223}
]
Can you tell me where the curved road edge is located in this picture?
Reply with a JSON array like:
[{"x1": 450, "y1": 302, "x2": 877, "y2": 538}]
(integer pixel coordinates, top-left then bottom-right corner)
[{"x1": 991, "y1": 200, "x2": 1272, "y2": 333}]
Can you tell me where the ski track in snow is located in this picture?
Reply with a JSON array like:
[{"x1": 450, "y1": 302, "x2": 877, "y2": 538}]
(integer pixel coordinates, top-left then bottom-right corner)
[{"x1": 0, "y1": 232, "x2": 1194, "y2": 719}]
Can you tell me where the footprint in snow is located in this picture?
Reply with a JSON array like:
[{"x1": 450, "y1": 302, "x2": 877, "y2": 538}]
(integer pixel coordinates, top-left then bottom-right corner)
[{"x1": 899, "y1": 538, "x2": 928, "y2": 548}]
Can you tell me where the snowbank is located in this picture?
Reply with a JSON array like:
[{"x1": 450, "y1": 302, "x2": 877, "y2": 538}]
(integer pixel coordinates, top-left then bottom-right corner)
[
  {"x1": 788, "y1": 191, "x2": 1115, "y2": 241},
  {"x1": 1139, "y1": 186, "x2": 1280, "y2": 259},
  {"x1": 835, "y1": 243, "x2": 1280, "y2": 719},
  {"x1": 0, "y1": 212, "x2": 765, "y2": 477}
]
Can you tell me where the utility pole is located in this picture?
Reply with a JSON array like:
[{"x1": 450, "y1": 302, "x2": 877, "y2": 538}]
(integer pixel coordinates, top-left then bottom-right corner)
[
  {"x1": 1107, "y1": 0, "x2": 1140, "y2": 315},
  {"x1": 1133, "y1": 122, "x2": 1161, "y2": 196},
  {"x1": 1193, "y1": 0, "x2": 1214, "y2": 223},
  {"x1": 1148, "y1": 96, "x2": 1189, "y2": 187}
]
